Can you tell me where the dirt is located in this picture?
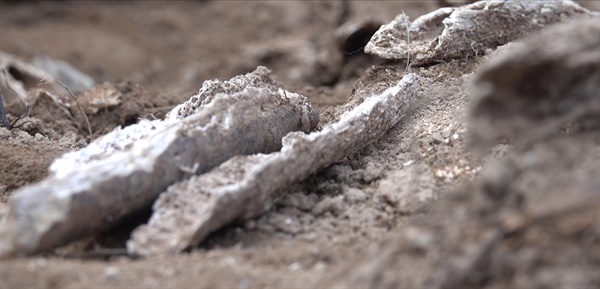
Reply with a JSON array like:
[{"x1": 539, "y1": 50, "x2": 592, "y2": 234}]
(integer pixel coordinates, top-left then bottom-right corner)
[{"x1": 0, "y1": 1, "x2": 599, "y2": 288}]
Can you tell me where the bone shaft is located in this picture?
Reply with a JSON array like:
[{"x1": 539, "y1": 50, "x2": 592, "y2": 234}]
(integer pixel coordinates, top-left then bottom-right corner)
[
  {"x1": 128, "y1": 74, "x2": 419, "y2": 256},
  {"x1": 1, "y1": 87, "x2": 317, "y2": 258}
]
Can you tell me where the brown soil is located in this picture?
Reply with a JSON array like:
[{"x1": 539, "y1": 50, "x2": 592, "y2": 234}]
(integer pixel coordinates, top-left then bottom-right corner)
[{"x1": 1, "y1": 1, "x2": 598, "y2": 288}]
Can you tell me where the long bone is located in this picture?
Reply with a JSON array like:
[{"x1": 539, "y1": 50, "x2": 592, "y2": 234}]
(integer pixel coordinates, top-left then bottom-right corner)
[
  {"x1": 0, "y1": 67, "x2": 318, "y2": 258},
  {"x1": 128, "y1": 73, "x2": 420, "y2": 256}
]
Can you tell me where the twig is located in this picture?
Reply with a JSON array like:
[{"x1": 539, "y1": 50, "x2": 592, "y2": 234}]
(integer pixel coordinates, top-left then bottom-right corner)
[
  {"x1": 7, "y1": 105, "x2": 31, "y2": 130},
  {"x1": 1, "y1": 70, "x2": 31, "y2": 130},
  {"x1": 402, "y1": 10, "x2": 411, "y2": 73},
  {"x1": 40, "y1": 75, "x2": 93, "y2": 141}
]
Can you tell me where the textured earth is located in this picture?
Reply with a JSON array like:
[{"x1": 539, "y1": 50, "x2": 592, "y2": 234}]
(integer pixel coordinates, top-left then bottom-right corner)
[{"x1": 0, "y1": 1, "x2": 599, "y2": 288}]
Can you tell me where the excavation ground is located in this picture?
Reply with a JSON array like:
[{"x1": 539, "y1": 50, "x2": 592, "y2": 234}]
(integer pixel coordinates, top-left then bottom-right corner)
[{"x1": 1, "y1": 1, "x2": 599, "y2": 288}]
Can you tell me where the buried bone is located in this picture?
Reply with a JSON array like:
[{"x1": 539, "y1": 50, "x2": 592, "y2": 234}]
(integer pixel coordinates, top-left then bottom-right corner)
[
  {"x1": 0, "y1": 67, "x2": 318, "y2": 258},
  {"x1": 365, "y1": 0, "x2": 593, "y2": 65},
  {"x1": 127, "y1": 73, "x2": 419, "y2": 256}
]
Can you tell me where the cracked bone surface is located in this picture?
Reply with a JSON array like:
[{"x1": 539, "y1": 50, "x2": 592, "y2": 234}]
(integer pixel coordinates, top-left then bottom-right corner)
[
  {"x1": 127, "y1": 73, "x2": 420, "y2": 256},
  {"x1": 365, "y1": 0, "x2": 593, "y2": 65},
  {"x1": 0, "y1": 67, "x2": 318, "y2": 258}
]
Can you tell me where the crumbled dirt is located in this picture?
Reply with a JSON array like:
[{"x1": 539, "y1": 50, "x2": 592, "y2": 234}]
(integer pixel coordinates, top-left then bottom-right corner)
[{"x1": 0, "y1": 1, "x2": 598, "y2": 288}]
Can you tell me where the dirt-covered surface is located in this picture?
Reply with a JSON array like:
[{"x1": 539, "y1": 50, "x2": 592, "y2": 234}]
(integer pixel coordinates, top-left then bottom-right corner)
[{"x1": 0, "y1": 1, "x2": 599, "y2": 288}]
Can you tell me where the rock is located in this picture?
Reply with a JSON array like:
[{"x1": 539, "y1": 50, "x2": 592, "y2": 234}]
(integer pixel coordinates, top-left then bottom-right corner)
[
  {"x1": 0, "y1": 67, "x2": 317, "y2": 258},
  {"x1": 365, "y1": 0, "x2": 593, "y2": 65},
  {"x1": 469, "y1": 17, "x2": 600, "y2": 147},
  {"x1": 127, "y1": 73, "x2": 419, "y2": 256}
]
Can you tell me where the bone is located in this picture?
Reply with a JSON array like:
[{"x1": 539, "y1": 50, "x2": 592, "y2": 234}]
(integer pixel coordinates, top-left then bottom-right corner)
[
  {"x1": 365, "y1": 0, "x2": 593, "y2": 65},
  {"x1": 0, "y1": 67, "x2": 318, "y2": 258},
  {"x1": 127, "y1": 73, "x2": 420, "y2": 256}
]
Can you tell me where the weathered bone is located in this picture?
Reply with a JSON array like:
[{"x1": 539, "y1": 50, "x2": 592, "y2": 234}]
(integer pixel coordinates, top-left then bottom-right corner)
[
  {"x1": 0, "y1": 67, "x2": 318, "y2": 258},
  {"x1": 127, "y1": 73, "x2": 420, "y2": 256},
  {"x1": 365, "y1": 0, "x2": 593, "y2": 65}
]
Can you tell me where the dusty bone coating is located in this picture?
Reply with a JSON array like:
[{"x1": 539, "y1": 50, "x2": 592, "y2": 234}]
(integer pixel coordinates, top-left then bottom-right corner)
[
  {"x1": 469, "y1": 17, "x2": 600, "y2": 147},
  {"x1": 127, "y1": 73, "x2": 420, "y2": 256},
  {"x1": 365, "y1": 0, "x2": 592, "y2": 65},
  {"x1": 0, "y1": 67, "x2": 318, "y2": 258},
  {"x1": 49, "y1": 66, "x2": 307, "y2": 172},
  {"x1": 167, "y1": 66, "x2": 291, "y2": 120}
]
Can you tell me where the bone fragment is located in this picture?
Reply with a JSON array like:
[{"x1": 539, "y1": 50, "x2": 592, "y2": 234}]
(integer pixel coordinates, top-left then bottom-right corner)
[
  {"x1": 0, "y1": 67, "x2": 318, "y2": 258},
  {"x1": 365, "y1": 0, "x2": 593, "y2": 65},
  {"x1": 127, "y1": 73, "x2": 420, "y2": 256}
]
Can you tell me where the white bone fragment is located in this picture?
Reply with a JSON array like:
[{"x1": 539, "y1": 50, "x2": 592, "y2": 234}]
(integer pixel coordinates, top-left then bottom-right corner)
[
  {"x1": 0, "y1": 67, "x2": 318, "y2": 258},
  {"x1": 128, "y1": 73, "x2": 420, "y2": 256}
]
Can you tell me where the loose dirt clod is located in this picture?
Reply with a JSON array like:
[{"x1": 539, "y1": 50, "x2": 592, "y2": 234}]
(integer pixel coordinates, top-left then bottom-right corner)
[
  {"x1": 365, "y1": 0, "x2": 593, "y2": 65},
  {"x1": 127, "y1": 73, "x2": 419, "y2": 256},
  {"x1": 0, "y1": 67, "x2": 318, "y2": 258},
  {"x1": 469, "y1": 16, "x2": 600, "y2": 146},
  {"x1": 319, "y1": 17, "x2": 600, "y2": 289}
]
